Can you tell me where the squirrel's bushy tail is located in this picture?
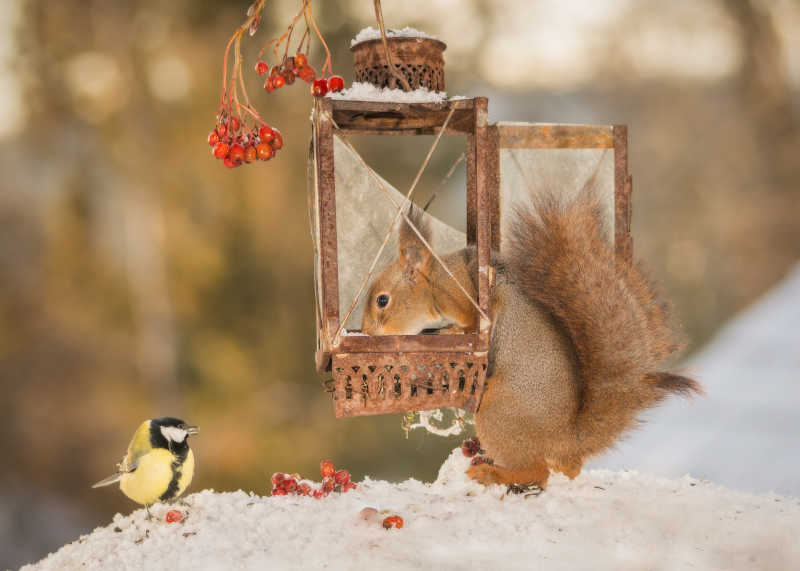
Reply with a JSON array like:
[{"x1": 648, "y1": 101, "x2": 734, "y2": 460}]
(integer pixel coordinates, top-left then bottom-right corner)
[{"x1": 506, "y1": 190, "x2": 701, "y2": 458}]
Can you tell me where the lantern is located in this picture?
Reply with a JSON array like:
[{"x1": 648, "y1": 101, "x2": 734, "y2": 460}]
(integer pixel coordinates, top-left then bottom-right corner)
[{"x1": 308, "y1": 34, "x2": 632, "y2": 418}]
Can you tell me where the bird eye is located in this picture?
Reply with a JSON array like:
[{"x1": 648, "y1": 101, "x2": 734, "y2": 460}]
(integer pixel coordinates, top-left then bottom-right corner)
[{"x1": 376, "y1": 294, "x2": 389, "y2": 308}]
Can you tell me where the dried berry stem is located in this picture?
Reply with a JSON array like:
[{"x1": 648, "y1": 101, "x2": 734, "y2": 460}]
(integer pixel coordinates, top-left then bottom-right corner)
[{"x1": 305, "y1": 2, "x2": 332, "y2": 77}]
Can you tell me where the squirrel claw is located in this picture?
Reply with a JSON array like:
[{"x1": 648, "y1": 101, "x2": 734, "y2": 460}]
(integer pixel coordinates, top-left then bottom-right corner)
[{"x1": 506, "y1": 483, "x2": 544, "y2": 498}]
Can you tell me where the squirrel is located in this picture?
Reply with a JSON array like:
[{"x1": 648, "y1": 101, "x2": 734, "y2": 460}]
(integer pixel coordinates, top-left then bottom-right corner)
[{"x1": 361, "y1": 189, "x2": 702, "y2": 488}]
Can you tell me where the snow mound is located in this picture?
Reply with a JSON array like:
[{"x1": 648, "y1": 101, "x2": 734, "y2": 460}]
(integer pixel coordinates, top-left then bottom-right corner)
[
  {"x1": 351, "y1": 27, "x2": 440, "y2": 47},
  {"x1": 327, "y1": 82, "x2": 446, "y2": 103},
  {"x1": 26, "y1": 449, "x2": 800, "y2": 570}
]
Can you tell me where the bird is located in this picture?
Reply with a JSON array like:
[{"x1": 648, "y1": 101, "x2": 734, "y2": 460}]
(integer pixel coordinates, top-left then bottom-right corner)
[{"x1": 93, "y1": 417, "x2": 198, "y2": 518}]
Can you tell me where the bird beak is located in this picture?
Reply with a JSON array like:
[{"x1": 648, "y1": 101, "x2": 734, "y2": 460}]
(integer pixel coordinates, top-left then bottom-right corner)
[{"x1": 185, "y1": 425, "x2": 199, "y2": 436}]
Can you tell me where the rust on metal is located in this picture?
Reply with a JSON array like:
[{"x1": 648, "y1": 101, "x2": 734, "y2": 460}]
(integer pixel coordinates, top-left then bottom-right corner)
[
  {"x1": 499, "y1": 124, "x2": 614, "y2": 149},
  {"x1": 351, "y1": 37, "x2": 446, "y2": 92},
  {"x1": 316, "y1": 98, "x2": 341, "y2": 369},
  {"x1": 473, "y1": 97, "x2": 493, "y2": 327},
  {"x1": 331, "y1": 352, "x2": 488, "y2": 417},
  {"x1": 486, "y1": 124, "x2": 501, "y2": 247},
  {"x1": 613, "y1": 124, "x2": 633, "y2": 263},
  {"x1": 338, "y1": 332, "x2": 488, "y2": 354},
  {"x1": 330, "y1": 99, "x2": 474, "y2": 135}
]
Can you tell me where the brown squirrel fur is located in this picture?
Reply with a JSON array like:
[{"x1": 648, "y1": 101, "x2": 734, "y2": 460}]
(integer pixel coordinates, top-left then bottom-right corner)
[{"x1": 361, "y1": 190, "x2": 701, "y2": 488}]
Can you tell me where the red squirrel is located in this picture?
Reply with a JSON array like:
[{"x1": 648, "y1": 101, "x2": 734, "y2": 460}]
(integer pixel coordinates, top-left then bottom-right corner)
[{"x1": 361, "y1": 190, "x2": 701, "y2": 488}]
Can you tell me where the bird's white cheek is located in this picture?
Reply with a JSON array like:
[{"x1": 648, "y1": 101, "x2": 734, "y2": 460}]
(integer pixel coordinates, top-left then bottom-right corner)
[{"x1": 161, "y1": 426, "x2": 188, "y2": 443}]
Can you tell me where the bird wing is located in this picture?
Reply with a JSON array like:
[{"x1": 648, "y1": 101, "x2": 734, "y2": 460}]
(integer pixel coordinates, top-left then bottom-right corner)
[
  {"x1": 124, "y1": 421, "x2": 153, "y2": 471},
  {"x1": 93, "y1": 421, "x2": 152, "y2": 489}
]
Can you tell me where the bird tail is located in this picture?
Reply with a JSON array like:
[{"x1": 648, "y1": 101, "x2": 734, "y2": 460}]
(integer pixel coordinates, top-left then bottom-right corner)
[{"x1": 92, "y1": 473, "x2": 123, "y2": 488}]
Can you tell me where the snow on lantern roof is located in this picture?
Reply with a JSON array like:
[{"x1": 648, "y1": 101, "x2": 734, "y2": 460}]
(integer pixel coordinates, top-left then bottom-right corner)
[
  {"x1": 350, "y1": 26, "x2": 441, "y2": 47},
  {"x1": 325, "y1": 81, "x2": 447, "y2": 103}
]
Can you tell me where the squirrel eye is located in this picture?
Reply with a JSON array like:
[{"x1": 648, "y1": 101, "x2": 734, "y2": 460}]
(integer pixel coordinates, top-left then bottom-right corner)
[{"x1": 376, "y1": 294, "x2": 389, "y2": 308}]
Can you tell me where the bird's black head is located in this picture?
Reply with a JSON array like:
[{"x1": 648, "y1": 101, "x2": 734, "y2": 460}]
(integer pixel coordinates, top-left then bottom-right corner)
[{"x1": 149, "y1": 417, "x2": 199, "y2": 452}]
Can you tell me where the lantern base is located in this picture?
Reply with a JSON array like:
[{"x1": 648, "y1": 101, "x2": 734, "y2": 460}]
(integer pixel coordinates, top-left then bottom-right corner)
[{"x1": 330, "y1": 352, "x2": 488, "y2": 417}]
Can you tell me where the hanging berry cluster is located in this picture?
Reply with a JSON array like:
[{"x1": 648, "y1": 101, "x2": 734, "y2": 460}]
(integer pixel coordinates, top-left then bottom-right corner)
[
  {"x1": 208, "y1": 118, "x2": 283, "y2": 168},
  {"x1": 257, "y1": 51, "x2": 344, "y2": 97},
  {"x1": 210, "y1": 0, "x2": 343, "y2": 169},
  {"x1": 270, "y1": 460, "x2": 356, "y2": 498}
]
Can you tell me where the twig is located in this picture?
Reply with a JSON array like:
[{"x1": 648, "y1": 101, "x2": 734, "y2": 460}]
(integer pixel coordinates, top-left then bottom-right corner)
[{"x1": 373, "y1": 0, "x2": 411, "y2": 91}]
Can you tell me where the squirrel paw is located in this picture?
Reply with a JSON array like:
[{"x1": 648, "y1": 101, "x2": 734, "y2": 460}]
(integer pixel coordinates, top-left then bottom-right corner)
[
  {"x1": 466, "y1": 463, "x2": 503, "y2": 485},
  {"x1": 466, "y1": 459, "x2": 550, "y2": 488}
]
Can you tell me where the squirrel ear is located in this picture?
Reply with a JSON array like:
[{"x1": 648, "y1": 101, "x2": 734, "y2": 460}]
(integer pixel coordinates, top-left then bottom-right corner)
[{"x1": 398, "y1": 204, "x2": 433, "y2": 271}]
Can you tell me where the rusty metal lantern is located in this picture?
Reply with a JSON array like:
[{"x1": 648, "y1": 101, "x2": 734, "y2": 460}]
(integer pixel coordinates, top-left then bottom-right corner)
[
  {"x1": 351, "y1": 36, "x2": 447, "y2": 91},
  {"x1": 308, "y1": 35, "x2": 633, "y2": 420},
  {"x1": 309, "y1": 95, "x2": 495, "y2": 418}
]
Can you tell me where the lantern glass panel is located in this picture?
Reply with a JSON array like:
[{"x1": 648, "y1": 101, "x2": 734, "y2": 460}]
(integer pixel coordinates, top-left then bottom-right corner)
[{"x1": 332, "y1": 133, "x2": 470, "y2": 335}]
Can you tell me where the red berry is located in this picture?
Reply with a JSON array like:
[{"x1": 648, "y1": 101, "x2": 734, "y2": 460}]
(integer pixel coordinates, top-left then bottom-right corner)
[
  {"x1": 271, "y1": 472, "x2": 285, "y2": 487},
  {"x1": 244, "y1": 145, "x2": 257, "y2": 163},
  {"x1": 256, "y1": 142, "x2": 274, "y2": 161},
  {"x1": 230, "y1": 117, "x2": 240, "y2": 132},
  {"x1": 470, "y1": 456, "x2": 486, "y2": 466},
  {"x1": 344, "y1": 482, "x2": 357, "y2": 492},
  {"x1": 298, "y1": 483, "x2": 312, "y2": 496},
  {"x1": 271, "y1": 129, "x2": 283, "y2": 150},
  {"x1": 295, "y1": 53, "x2": 308, "y2": 68},
  {"x1": 311, "y1": 78, "x2": 328, "y2": 97},
  {"x1": 284, "y1": 478, "x2": 297, "y2": 493},
  {"x1": 322, "y1": 478, "x2": 334, "y2": 493},
  {"x1": 320, "y1": 460, "x2": 335, "y2": 478},
  {"x1": 217, "y1": 123, "x2": 227, "y2": 138},
  {"x1": 165, "y1": 509, "x2": 183, "y2": 523},
  {"x1": 382, "y1": 515, "x2": 403, "y2": 529},
  {"x1": 273, "y1": 75, "x2": 285, "y2": 89},
  {"x1": 272, "y1": 488, "x2": 287, "y2": 496},
  {"x1": 298, "y1": 65, "x2": 316, "y2": 83},
  {"x1": 282, "y1": 70, "x2": 296, "y2": 85},
  {"x1": 213, "y1": 142, "x2": 229, "y2": 159},
  {"x1": 255, "y1": 60, "x2": 269, "y2": 75},
  {"x1": 334, "y1": 470, "x2": 350, "y2": 486},
  {"x1": 258, "y1": 124, "x2": 274, "y2": 142},
  {"x1": 312, "y1": 490, "x2": 325, "y2": 499},
  {"x1": 270, "y1": 65, "x2": 281, "y2": 78},
  {"x1": 223, "y1": 155, "x2": 237, "y2": 169},
  {"x1": 264, "y1": 77, "x2": 274, "y2": 92},
  {"x1": 461, "y1": 437, "x2": 481, "y2": 457},
  {"x1": 327, "y1": 75, "x2": 344, "y2": 93},
  {"x1": 208, "y1": 130, "x2": 220, "y2": 146},
  {"x1": 229, "y1": 144, "x2": 245, "y2": 164}
]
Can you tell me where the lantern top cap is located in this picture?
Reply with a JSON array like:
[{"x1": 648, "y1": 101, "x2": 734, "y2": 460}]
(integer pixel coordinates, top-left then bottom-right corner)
[{"x1": 350, "y1": 26, "x2": 445, "y2": 49}]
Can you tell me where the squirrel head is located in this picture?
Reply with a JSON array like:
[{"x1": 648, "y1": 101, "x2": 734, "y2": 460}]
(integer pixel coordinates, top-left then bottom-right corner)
[{"x1": 361, "y1": 206, "x2": 457, "y2": 335}]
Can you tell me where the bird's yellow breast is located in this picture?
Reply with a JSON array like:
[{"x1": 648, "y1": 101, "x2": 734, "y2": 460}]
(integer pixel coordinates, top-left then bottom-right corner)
[{"x1": 120, "y1": 448, "x2": 194, "y2": 506}]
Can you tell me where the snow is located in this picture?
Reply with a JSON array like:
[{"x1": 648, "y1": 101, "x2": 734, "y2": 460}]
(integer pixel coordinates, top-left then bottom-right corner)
[
  {"x1": 327, "y1": 81, "x2": 447, "y2": 103},
  {"x1": 351, "y1": 27, "x2": 440, "y2": 47},
  {"x1": 26, "y1": 448, "x2": 800, "y2": 571},
  {"x1": 593, "y1": 263, "x2": 800, "y2": 496}
]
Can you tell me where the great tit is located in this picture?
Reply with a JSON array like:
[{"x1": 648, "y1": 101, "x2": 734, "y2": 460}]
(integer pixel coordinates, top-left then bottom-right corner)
[{"x1": 93, "y1": 417, "x2": 198, "y2": 516}]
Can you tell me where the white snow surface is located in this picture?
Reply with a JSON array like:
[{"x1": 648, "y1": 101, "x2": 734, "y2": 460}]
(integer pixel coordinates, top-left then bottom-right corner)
[
  {"x1": 26, "y1": 448, "x2": 800, "y2": 571},
  {"x1": 327, "y1": 81, "x2": 447, "y2": 103},
  {"x1": 351, "y1": 26, "x2": 440, "y2": 47}
]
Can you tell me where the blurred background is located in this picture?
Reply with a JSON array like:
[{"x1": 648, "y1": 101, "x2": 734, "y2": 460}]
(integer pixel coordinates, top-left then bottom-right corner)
[{"x1": 1, "y1": 0, "x2": 798, "y2": 567}]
